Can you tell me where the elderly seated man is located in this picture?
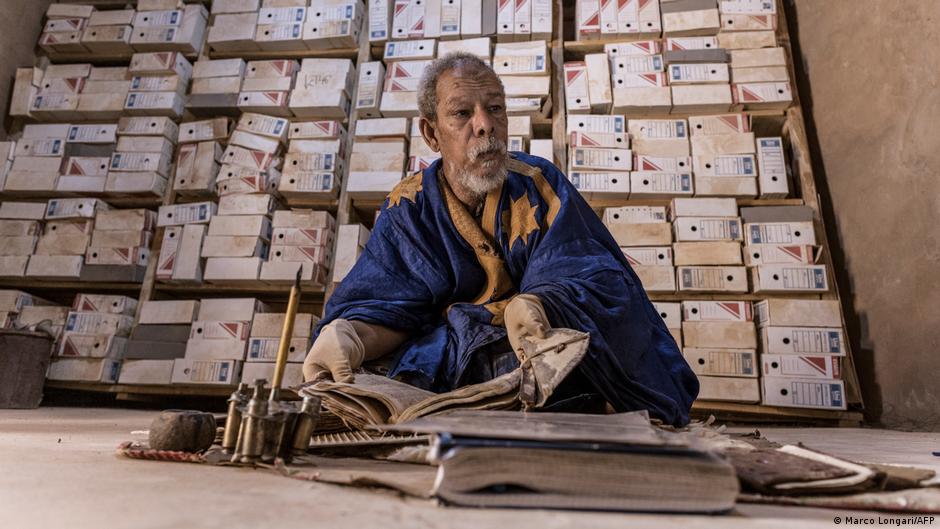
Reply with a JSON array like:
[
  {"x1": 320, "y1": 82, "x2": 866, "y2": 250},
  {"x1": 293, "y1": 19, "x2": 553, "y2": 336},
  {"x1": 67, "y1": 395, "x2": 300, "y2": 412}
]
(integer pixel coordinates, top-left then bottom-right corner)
[{"x1": 303, "y1": 53, "x2": 699, "y2": 427}]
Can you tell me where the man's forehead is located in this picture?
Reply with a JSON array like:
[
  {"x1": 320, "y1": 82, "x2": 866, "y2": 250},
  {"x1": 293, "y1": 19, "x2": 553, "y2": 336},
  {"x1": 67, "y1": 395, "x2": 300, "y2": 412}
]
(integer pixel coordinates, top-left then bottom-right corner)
[{"x1": 437, "y1": 68, "x2": 504, "y2": 101}]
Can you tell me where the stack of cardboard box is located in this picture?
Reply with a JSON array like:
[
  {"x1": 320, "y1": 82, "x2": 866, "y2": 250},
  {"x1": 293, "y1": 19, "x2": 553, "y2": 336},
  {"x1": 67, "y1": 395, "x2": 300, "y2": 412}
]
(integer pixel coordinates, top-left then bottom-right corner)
[
  {"x1": 262, "y1": 209, "x2": 336, "y2": 285},
  {"x1": 121, "y1": 299, "x2": 200, "y2": 385},
  {"x1": 29, "y1": 64, "x2": 90, "y2": 121},
  {"x1": 347, "y1": 120, "x2": 407, "y2": 200},
  {"x1": 303, "y1": 0, "x2": 364, "y2": 50},
  {"x1": 0, "y1": 289, "x2": 53, "y2": 331},
  {"x1": 85, "y1": 209, "x2": 155, "y2": 274},
  {"x1": 38, "y1": 4, "x2": 94, "y2": 55},
  {"x1": 608, "y1": 43, "x2": 671, "y2": 116},
  {"x1": 331, "y1": 224, "x2": 371, "y2": 289},
  {"x1": 208, "y1": 0, "x2": 261, "y2": 52},
  {"x1": 125, "y1": 52, "x2": 191, "y2": 119},
  {"x1": 238, "y1": 60, "x2": 298, "y2": 117},
  {"x1": 78, "y1": 67, "x2": 131, "y2": 120},
  {"x1": 278, "y1": 120, "x2": 347, "y2": 200},
  {"x1": 683, "y1": 299, "x2": 759, "y2": 402},
  {"x1": 4, "y1": 124, "x2": 67, "y2": 193},
  {"x1": 757, "y1": 299, "x2": 847, "y2": 411},
  {"x1": 576, "y1": 0, "x2": 661, "y2": 41},
  {"x1": 81, "y1": 8, "x2": 136, "y2": 55},
  {"x1": 130, "y1": 1, "x2": 207, "y2": 55},
  {"x1": 688, "y1": 113, "x2": 756, "y2": 196},
  {"x1": 742, "y1": 206, "x2": 828, "y2": 294},
  {"x1": 57, "y1": 123, "x2": 118, "y2": 194},
  {"x1": 289, "y1": 59, "x2": 356, "y2": 119},
  {"x1": 494, "y1": 41, "x2": 550, "y2": 109},
  {"x1": 202, "y1": 113, "x2": 289, "y2": 283},
  {"x1": 565, "y1": 115, "x2": 631, "y2": 202},
  {"x1": 671, "y1": 197, "x2": 746, "y2": 293},
  {"x1": 26, "y1": 198, "x2": 110, "y2": 281},
  {"x1": 243, "y1": 311, "x2": 318, "y2": 386},
  {"x1": 371, "y1": 0, "x2": 550, "y2": 43},
  {"x1": 49, "y1": 294, "x2": 137, "y2": 384},
  {"x1": 604, "y1": 205, "x2": 674, "y2": 292},
  {"x1": 255, "y1": 4, "x2": 307, "y2": 51},
  {"x1": 665, "y1": 37, "x2": 732, "y2": 115},
  {"x1": 189, "y1": 59, "x2": 247, "y2": 115},
  {"x1": 175, "y1": 117, "x2": 231, "y2": 197},
  {"x1": 380, "y1": 59, "x2": 432, "y2": 117},
  {"x1": 629, "y1": 118, "x2": 693, "y2": 198},
  {"x1": 173, "y1": 297, "x2": 270, "y2": 386},
  {"x1": 108, "y1": 116, "x2": 176, "y2": 198},
  {"x1": 0, "y1": 202, "x2": 46, "y2": 278},
  {"x1": 156, "y1": 201, "x2": 217, "y2": 283}
]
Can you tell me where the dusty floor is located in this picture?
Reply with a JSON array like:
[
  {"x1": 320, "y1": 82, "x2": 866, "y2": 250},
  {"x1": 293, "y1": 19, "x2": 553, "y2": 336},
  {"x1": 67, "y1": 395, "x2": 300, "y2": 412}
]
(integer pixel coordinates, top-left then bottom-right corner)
[{"x1": 1, "y1": 408, "x2": 938, "y2": 528}]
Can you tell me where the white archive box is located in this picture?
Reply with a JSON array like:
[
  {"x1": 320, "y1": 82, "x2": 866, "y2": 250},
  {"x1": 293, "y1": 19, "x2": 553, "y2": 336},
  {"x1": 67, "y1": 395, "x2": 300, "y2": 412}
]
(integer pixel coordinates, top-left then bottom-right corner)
[
  {"x1": 58, "y1": 333, "x2": 128, "y2": 358},
  {"x1": 761, "y1": 377, "x2": 846, "y2": 410},
  {"x1": 673, "y1": 241, "x2": 742, "y2": 266},
  {"x1": 48, "y1": 358, "x2": 121, "y2": 383},
  {"x1": 72, "y1": 294, "x2": 138, "y2": 316},
  {"x1": 684, "y1": 348, "x2": 758, "y2": 378},
  {"x1": 682, "y1": 300, "x2": 752, "y2": 322},
  {"x1": 697, "y1": 376, "x2": 759, "y2": 403},
  {"x1": 760, "y1": 326, "x2": 846, "y2": 356},
  {"x1": 632, "y1": 265, "x2": 675, "y2": 292},
  {"x1": 607, "y1": 222, "x2": 672, "y2": 247},
  {"x1": 743, "y1": 244, "x2": 815, "y2": 266},
  {"x1": 652, "y1": 301, "x2": 681, "y2": 329},
  {"x1": 677, "y1": 265, "x2": 747, "y2": 292},
  {"x1": 682, "y1": 320, "x2": 756, "y2": 349},
  {"x1": 246, "y1": 337, "x2": 310, "y2": 363},
  {"x1": 241, "y1": 361, "x2": 304, "y2": 387},
  {"x1": 630, "y1": 172, "x2": 693, "y2": 198},
  {"x1": 172, "y1": 358, "x2": 241, "y2": 385},
  {"x1": 744, "y1": 221, "x2": 815, "y2": 246},
  {"x1": 118, "y1": 359, "x2": 175, "y2": 385},
  {"x1": 750, "y1": 264, "x2": 828, "y2": 293},
  {"x1": 753, "y1": 299, "x2": 842, "y2": 328},
  {"x1": 660, "y1": 0, "x2": 720, "y2": 37},
  {"x1": 603, "y1": 205, "x2": 666, "y2": 224},
  {"x1": 621, "y1": 246, "x2": 673, "y2": 267},
  {"x1": 139, "y1": 300, "x2": 200, "y2": 324},
  {"x1": 761, "y1": 354, "x2": 841, "y2": 380},
  {"x1": 197, "y1": 297, "x2": 268, "y2": 322},
  {"x1": 673, "y1": 217, "x2": 742, "y2": 242}
]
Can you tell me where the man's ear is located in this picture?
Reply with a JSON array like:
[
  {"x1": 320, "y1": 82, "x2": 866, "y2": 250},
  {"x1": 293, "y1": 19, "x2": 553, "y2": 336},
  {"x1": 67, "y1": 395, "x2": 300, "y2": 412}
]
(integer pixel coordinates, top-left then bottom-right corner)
[{"x1": 419, "y1": 117, "x2": 441, "y2": 153}]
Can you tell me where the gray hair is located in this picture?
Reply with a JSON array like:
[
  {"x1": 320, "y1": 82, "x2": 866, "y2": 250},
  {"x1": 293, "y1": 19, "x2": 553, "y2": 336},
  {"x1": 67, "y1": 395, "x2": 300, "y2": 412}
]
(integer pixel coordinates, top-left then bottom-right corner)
[{"x1": 417, "y1": 52, "x2": 500, "y2": 122}]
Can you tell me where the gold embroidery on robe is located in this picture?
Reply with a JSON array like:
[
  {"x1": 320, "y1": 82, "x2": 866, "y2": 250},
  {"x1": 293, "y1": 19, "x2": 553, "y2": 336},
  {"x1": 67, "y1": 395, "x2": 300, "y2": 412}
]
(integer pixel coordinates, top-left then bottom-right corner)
[
  {"x1": 387, "y1": 171, "x2": 424, "y2": 209},
  {"x1": 438, "y1": 172, "x2": 514, "y2": 306}
]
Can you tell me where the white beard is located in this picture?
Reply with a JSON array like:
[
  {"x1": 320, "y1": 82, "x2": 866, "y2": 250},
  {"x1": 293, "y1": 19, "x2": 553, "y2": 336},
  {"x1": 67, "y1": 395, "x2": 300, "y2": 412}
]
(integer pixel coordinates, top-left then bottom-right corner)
[
  {"x1": 459, "y1": 158, "x2": 508, "y2": 196},
  {"x1": 457, "y1": 137, "x2": 509, "y2": 197}
]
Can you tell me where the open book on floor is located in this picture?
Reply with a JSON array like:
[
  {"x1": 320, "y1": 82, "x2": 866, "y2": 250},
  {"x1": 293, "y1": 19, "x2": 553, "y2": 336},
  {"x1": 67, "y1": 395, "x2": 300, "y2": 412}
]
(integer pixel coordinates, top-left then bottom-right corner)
[
  {"x1": 381, "y1": 409, "x2": 740, "y2": 513},
  {"x1": 298, "y1": 329, "x2": 590, "y2": 430}
]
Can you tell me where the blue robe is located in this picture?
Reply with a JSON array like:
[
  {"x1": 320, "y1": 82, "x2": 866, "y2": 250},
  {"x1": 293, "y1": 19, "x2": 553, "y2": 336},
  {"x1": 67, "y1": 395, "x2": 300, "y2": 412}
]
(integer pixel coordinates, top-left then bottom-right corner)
[{"x1": 319, "y1": 152, "x2": 699, "y2": 427}]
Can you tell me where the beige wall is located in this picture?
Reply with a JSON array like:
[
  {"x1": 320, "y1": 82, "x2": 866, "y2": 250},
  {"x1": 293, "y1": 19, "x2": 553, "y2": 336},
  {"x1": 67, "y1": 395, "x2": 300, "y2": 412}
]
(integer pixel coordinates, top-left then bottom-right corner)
[
  {"x1": 0, "y1": 0, "x2": 52, "y2": 139},
  {"x1": 787, "y1": 1, "x2": 940, "y2": 430}
]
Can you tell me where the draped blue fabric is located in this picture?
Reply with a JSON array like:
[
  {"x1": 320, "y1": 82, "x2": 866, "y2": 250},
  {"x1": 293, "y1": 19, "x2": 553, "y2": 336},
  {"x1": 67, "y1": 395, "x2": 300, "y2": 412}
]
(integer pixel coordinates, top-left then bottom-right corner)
[{"x1": 318, "y1": 152, "x2": 699, "y2": 427}]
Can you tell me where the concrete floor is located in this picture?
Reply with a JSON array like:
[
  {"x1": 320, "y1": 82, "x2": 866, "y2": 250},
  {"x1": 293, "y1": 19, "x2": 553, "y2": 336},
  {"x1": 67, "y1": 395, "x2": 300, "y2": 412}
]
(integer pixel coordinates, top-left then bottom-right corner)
[{"x1": 2, "y1": 408, "x2": 938, "y2": 529}]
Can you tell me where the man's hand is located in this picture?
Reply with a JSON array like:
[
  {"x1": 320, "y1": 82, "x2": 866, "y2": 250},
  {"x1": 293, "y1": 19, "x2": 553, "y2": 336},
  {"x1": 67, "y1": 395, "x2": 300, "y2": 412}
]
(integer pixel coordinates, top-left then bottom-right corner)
[
  {"x1": 504, "y1": 294, "x2": 551, "y2": 359},
  {"x1": 302, "y1": 319, "x2": 365, "y2": 383}
]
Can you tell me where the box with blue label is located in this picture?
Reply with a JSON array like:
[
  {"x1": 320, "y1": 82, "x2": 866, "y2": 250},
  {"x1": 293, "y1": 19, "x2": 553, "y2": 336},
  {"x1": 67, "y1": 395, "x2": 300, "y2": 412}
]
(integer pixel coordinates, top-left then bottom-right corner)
[
  {"x1": 759, "y1": 326, "x2": 846, "y2": 356},
  {"x1": 685, "y1": 348, "x2": 757, "y2": 377},
  {"x1": 762, "y1": 376, "x2": 846, "y2": 410},
  {"x1": 48, "y1": 357, "x2": 121, "y2": 383},
  {"x1": 761, "y1": 354, "x2": 841, "y2": 380},
  {"x1": 171, "y1": 358, "x2": 241, "y2": 386},
  {"x1": 750, "y1": 264, "x2": 828, "y2": 293}
]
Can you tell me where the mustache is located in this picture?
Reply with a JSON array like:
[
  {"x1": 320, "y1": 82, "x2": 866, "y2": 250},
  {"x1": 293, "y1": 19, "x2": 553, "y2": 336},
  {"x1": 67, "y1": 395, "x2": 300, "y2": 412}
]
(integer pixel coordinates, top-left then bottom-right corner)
[{"x1": 468, "y1": 137, "x2": 508, "y2": 161}]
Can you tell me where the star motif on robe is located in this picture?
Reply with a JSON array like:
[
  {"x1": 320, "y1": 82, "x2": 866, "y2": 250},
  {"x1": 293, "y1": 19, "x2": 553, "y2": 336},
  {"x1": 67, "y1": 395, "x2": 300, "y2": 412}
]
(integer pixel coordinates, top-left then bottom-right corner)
[
  {"x1": 387, "y1": 172, "x2": 423, "y2": 209},
  {"x1": 508, "y1": 194, "x2": 540, "y2": 249}
]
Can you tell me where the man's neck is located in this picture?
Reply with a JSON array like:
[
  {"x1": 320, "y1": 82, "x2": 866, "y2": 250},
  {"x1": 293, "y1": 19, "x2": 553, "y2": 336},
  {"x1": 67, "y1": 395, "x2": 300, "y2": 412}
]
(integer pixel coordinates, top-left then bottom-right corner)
[{"x1": 442, "y1": 167, "x2": 485, "y2": 214}]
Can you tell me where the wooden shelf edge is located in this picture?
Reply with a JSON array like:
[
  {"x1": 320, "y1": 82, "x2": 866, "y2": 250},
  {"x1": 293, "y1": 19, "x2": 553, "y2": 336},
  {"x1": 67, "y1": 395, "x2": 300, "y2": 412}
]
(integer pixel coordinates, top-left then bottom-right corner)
[
  {"x1": 208, "y1": 48, "x2": 359, "y2": 61},
  {"x1": 44, "y1": 380, "x2": 233, "y2": 397},
  {"x1": 693, "y1": 400, "x2": 863, "y2": 424}
]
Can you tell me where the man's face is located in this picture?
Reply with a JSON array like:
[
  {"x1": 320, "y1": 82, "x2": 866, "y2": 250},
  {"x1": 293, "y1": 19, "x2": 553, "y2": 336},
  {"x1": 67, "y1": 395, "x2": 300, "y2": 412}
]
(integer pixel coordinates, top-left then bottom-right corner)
[{"x1": 421, "y1": 66, "x2": 509, "y2": 197}]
